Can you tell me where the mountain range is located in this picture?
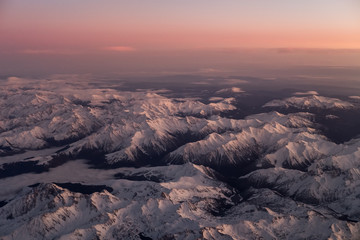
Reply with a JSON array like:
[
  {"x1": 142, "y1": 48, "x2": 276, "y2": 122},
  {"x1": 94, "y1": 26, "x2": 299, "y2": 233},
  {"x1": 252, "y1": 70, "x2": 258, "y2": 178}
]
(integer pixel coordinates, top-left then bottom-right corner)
[{"x1": 0, "y1": 80, "x2": 359, "y2": 239}]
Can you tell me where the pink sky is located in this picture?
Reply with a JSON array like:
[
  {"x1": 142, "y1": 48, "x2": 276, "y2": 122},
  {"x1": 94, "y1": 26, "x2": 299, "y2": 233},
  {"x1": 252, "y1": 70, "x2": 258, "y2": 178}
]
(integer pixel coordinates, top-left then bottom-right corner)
[
  {"x1": 0, "y1": 0, "x2": 359, "y2": 75},
  {"x1": 1, "y1": 0, "x2": 359, "y2": 52}
]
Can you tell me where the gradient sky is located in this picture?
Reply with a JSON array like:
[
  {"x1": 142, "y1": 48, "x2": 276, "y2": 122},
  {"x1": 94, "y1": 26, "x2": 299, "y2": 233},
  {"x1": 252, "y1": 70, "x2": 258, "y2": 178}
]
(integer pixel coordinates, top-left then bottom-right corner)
[{"x1": 0, "y1": 0, "x2": 359, "y2": 75}]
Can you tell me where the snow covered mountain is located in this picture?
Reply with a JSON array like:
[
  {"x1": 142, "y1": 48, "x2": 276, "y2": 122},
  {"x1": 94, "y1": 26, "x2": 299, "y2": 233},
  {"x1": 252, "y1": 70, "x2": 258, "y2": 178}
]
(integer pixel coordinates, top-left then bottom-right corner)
[
  {"x1": 0, "y1": 87, "x2": 235, "y2": 161},
  {"x1": 166, "y1": 112, "x2": 318, "y2": 170},
  {"x1": 1, "y1": 162, "x2": 359, "y2": 240},
  {"x1": 1, "y1": 79, "x2": 360, "y2": 239},
  {"x1": 0, "y1": 86, "x2": 329, "y2": 171},
  {"x1": 263, "y1": 95, "x2": 354, "y2": 109}
]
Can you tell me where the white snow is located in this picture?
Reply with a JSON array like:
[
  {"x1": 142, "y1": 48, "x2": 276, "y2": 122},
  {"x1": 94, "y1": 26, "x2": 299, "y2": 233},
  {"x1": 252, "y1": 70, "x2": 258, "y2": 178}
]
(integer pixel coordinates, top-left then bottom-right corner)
[
  {"x1": 293, "y1": 90, "x2": 319, "y2": 96},
  {"x1": 263, "y1": 95, "x2": 354, "y2": 109},
  {"x1": 1, "y1": 78, "x2": 360, "y2": 239},
  {"x1": 216, "y1": 87, "x2": 245, "y2": 94}
]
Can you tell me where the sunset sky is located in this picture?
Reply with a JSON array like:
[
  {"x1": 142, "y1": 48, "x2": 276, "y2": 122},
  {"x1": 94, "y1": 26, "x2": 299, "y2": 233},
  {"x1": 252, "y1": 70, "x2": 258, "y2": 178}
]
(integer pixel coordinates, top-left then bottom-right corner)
[{"x1": 0, "y1": 0, "x2": 359, "y2": 75}]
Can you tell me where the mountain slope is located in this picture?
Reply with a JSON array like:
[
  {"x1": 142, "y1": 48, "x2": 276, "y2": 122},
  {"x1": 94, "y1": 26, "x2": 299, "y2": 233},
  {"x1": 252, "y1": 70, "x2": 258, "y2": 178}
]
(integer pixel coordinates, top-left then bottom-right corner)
[
  {"x1": 1, "y1": 81, "x2": 360, "y2": 239},
  {"x1": 1, "y1": 163, "x2": 360, "y2": 240},
  {"x1": 263, "y1": 95, "x2": 354, "y2": 109}
]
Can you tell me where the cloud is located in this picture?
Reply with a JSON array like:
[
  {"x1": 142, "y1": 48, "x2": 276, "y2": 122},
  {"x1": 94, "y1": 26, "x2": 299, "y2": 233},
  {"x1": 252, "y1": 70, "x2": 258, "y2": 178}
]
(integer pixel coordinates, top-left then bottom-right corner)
[
  {"x1": 21, "y1": 49, "x2": 77, "y2": 55},
  {"x1": 295, "y1": 75, "x2": 333, "y2": 80},
  {"x1": 103, "y1": 46, "x2": 136, "y2": 52},
  {"x1": 198, "y1": 68, "x2": 222, "y2": 74},
  {"x1": 230, "y1": 87, "x2": 244, "y2": 93},
  {"x1": 5, "y1": 76, "x2": 29, "y2": 86},
  {"x1": 223, "y1": 78, "x2": 249, "y2": 85},
  {"x1": 293, "y1": 91, "x2": 319, "y2": 96},
  {"x1": 275, "y1": 48, "x2": 360, "y2": 54},
  {"x1": 216, "y1": 87, "x2": 245, "y2": 94},
  {"x1": 349, "y1": 96, "x2": 360, "y2": 100},
  {"x1": 192, "y1": 81, "x2": 212, "y2": 85},
  {"x1": 149, "y1": 89, "x2": 172, "y2": 94},
  {"x1": 7, "y1": 76, "x2": 23, "y2": 83},
  {"x1": 209, "y1": 97, "x2": 224, "y2": 102},
  {"x1": 136, "y1": 89, "x2": 172, "y2": 94},
  {"x1": 0, "y1": 159, "x2": 120, "y2": 201},
  {"x1": 3, "y1": 74, "x2": 123, "y2": 92}
]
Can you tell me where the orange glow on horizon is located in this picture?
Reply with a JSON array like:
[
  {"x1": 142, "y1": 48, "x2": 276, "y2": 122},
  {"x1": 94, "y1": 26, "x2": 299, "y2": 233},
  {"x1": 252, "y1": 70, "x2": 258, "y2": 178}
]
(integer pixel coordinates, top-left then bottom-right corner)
[
  {"x1": 103, "y1": 46, "x2": 137, "y2": 52},
  {"x1": 1, "y1": 27, "x2": 359, "y2": 52},
  {"x1": 1, "y1": 0, "x2": 360, "y2": 53},
  {"x1": 1, "y1": 0, "x2": 359, "y2": 75}
]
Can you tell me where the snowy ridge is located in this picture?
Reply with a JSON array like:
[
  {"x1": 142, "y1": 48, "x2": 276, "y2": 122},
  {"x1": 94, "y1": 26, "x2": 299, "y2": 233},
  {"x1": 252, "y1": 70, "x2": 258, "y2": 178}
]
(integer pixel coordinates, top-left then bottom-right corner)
[
  {"x1": 243, "y1": 138, "x2": 360, "y2": 217},
  {"x1": 167, "y1": 112, "x2": 318, "y2": 168},
  {"x1": 1, "y1": 86, "x2": 347, "y2": 172},
  {"x1": 1, "y1": 163, "x2": 360, "y2": 239},
  {"x1": 1, "y1": 80, "x2": 360, "y2": 239},
  {"x1": 0, "y1": 88, "x2": 235, "y2": 159},
  {"x1": 263, "y1": 95, "x2": 354, "y2": 109},
  {"x1": 0, "y1": 164, "x2": 237, "y2": 240}
]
